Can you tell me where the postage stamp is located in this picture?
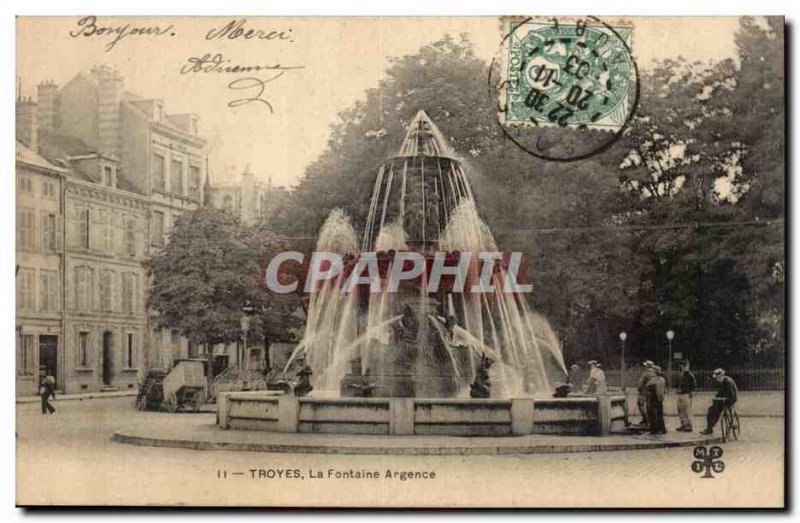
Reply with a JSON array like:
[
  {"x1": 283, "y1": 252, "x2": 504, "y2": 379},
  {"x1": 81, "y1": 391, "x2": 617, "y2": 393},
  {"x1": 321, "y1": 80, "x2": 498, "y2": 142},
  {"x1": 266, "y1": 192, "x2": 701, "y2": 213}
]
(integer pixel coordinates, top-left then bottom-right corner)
[
  {"x1": 501, "y1": 17, "x2": 635, "y2": 130},
  {"x1": 490, "y1": 16, "x2": 640, "y2": 161}
]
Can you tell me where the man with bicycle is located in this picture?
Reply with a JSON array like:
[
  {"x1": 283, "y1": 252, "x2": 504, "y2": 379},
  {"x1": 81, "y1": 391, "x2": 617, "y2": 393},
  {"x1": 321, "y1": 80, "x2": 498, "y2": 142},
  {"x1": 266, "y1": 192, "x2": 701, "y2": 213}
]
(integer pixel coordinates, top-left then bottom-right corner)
[{"x1": 700, "y1": 368, "x2": 739, "y2": 435}]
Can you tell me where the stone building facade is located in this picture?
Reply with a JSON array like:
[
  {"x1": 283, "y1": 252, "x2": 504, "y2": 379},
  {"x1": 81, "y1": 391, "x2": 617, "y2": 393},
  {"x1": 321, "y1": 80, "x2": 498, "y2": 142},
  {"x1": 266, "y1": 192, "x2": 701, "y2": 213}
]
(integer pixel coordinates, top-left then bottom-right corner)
[
  {"x1": 15, "y1": 100, "x2": 67, "y2": 395},
  {"x1": 15, "y1": 66, "x2": 208, "y2": 395},
  {"x1": 206, "y1": 165, "x2": 288, "y2": 225}
]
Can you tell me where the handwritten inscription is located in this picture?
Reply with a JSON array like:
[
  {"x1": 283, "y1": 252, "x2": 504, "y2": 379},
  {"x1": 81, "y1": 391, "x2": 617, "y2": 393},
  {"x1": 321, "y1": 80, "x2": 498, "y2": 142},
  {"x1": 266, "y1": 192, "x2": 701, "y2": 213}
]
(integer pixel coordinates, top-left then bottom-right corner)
[
  {"x1": 226, "y1": 74, "x2": 287, "y2": 112},
  {"x1": 69, "y1": 16, "x2": 175, "y2": 52},
  {"x1": 180, "y1": 53, "x2": 303, "y2": 75},
  {"x1": 206, "y1": 20, "x2": 293, "y2": 42}
]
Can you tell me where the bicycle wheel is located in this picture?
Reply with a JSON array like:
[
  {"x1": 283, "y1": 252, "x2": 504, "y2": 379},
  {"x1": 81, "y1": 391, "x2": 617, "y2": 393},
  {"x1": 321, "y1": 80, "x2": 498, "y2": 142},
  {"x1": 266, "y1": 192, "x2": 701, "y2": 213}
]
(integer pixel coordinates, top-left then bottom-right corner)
[
  {"x1": 730, "y1": 411, "x2": 741, "y2": 441},
  {"x1": 720, "y1": 409, "x2": 732, "y2": 442}
]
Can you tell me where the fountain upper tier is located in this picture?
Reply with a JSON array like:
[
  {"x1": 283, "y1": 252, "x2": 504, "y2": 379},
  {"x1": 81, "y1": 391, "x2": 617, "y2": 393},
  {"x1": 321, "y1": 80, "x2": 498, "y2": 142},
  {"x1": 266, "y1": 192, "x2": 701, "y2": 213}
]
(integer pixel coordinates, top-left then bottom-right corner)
[{"x1": 362, "y1": 111, "x2": 474, "y2": 252}]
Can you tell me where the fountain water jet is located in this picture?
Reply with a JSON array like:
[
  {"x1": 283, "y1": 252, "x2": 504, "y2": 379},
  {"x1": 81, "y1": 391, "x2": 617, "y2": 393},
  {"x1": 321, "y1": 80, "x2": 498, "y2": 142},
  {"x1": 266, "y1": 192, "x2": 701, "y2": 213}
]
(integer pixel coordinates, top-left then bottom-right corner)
[{"x1": 299, "y1": 110, "x2": 566, "y2": 398}]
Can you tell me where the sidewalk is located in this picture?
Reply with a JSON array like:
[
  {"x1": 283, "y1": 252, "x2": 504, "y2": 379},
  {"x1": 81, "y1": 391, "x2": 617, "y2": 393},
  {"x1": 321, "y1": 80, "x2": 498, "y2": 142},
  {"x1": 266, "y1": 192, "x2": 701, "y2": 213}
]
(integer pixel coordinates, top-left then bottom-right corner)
[
  {"x1": 622, "y1": 390, "x2": 784, "y2": 418},
  {"x1": 16, "y1": 390, "x2": 137, "y2": 404},
  {"x1": 112, "y1": 415, "x2": 723, "y2": 456}
]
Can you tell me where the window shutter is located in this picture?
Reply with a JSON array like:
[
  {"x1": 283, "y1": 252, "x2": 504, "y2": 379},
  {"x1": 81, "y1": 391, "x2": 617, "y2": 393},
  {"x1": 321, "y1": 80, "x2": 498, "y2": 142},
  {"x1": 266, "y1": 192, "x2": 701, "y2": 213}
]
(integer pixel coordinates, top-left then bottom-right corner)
[{"x1": 55, "y1": 214, "x2": 63, "y2": 253}]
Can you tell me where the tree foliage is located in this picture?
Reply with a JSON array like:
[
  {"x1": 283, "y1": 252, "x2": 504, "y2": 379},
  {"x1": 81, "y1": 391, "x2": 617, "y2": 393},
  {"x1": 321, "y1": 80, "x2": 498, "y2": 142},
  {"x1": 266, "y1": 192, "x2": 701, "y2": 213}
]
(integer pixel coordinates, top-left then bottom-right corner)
[
  {"x1": 147, "y1": 207, "x2": 303, "y2": 351},
  {"x1": 269, "y1": 19, "x2": 785, "y2": 369}
]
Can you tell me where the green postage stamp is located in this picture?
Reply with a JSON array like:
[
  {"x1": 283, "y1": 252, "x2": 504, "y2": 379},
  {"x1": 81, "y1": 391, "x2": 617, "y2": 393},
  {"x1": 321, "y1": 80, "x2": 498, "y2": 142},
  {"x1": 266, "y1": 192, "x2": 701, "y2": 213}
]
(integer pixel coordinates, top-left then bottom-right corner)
[{"x1": 501, "y1": 17, "x2": 635, "y2": 131}]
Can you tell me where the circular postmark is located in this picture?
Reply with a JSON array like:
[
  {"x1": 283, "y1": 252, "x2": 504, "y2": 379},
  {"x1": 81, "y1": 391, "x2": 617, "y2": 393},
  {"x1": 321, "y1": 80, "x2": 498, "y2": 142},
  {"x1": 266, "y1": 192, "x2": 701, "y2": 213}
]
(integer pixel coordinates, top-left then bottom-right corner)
[{"x1": 489, "y1": 16, "x2": 640, "y2": 162}]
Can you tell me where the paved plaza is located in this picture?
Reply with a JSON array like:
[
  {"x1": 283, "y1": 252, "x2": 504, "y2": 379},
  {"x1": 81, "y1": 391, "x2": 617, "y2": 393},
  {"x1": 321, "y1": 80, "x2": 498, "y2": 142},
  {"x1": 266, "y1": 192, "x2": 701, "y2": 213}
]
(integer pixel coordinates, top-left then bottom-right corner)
[{"x1": 16, "y1": 394, "x2": 784, "y2": 507}]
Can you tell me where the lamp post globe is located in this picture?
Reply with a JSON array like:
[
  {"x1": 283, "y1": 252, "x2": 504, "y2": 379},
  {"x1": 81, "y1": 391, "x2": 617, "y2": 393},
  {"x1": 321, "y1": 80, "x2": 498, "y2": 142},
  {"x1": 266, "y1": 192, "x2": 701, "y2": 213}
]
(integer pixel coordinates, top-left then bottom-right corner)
[{"x1": 665, "y1": 330, "x2": 675, "y2": 390}]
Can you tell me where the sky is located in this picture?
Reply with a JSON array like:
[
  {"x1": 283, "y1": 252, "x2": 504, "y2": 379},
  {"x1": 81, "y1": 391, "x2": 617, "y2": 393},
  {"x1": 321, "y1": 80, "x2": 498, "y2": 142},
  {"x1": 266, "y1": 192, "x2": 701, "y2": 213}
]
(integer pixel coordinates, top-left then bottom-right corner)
[{"x1": 17, "y1": 16, "x2": 743, "y2": 189}]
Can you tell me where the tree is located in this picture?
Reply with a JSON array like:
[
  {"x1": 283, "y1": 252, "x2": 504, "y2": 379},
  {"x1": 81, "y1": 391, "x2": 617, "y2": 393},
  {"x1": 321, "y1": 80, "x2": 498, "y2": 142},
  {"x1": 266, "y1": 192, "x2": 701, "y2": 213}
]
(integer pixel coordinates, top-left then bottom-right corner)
[
  {"x1": 147, "y1": 207, "x2": 302, "y2": 361},
  {"x1": 272, "y1": 21, "x2": 784, "y2": 369}
]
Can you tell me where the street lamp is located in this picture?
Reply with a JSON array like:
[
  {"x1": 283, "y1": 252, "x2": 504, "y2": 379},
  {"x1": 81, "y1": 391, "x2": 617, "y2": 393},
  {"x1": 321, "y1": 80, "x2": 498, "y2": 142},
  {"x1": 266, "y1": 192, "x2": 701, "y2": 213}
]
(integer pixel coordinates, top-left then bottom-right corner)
[
  {"x1": 619, "y1": 331, "x2": 627, "y2": 392},
  {"x1": 240, "y1": 315, "x2": 251, "y2": 369},
  {"x1": 666, "y1": 329, "x2": 675, "y2": 391}
]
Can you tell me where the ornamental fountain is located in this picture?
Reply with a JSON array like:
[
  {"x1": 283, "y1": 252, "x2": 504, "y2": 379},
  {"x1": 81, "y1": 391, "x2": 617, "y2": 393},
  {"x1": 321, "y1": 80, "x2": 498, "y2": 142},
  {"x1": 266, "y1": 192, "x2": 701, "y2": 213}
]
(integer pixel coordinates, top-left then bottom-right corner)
[
  {"x1": 287, "y1": 110, "x2": 567, "y2": 399},
  {"x1": 218, "y1": 111, "x2": 627, "y2": 438}
]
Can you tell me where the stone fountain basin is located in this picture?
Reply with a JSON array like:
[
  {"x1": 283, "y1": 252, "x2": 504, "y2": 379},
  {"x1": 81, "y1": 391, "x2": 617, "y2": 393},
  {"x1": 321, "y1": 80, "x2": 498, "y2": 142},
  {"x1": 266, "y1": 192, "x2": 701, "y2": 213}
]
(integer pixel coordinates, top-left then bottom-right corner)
[{"x1": 217, "y1": 392, "x2": 627, "y2": 437}]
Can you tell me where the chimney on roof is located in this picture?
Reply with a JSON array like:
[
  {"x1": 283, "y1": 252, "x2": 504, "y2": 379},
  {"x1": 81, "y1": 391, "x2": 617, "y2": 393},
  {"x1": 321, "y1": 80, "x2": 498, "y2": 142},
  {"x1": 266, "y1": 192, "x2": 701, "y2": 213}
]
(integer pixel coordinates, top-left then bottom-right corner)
[
  {"x1": 37, "y1": 80, "x2": 58, "y2": 131},
  {"x1": 16, "y1": 96, "x2": 38, "y2": 152},
  {"x1": 91, "y1": 65, "x2": 123, "y2": 159}
]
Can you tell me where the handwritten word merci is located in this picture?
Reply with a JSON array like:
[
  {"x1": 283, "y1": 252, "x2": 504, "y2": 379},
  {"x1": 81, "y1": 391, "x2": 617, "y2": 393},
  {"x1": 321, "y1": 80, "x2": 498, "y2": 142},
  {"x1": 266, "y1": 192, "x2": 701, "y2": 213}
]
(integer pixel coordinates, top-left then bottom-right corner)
[
  {"x1": 69, "y1": 16, "x2": 174, "y2": 52},
  {"x1": 205, "y1": 19, "x2": 292, "y2": 42},
  {"x1": 265, "y1": 251, "x2": 532, "y2": 294}
]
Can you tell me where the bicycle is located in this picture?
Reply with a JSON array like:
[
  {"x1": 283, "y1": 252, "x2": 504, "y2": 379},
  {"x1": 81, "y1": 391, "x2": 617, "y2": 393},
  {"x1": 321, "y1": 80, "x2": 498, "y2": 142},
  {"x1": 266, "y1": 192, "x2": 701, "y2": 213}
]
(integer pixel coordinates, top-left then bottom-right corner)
[{"x1": 715, "y1": 398, "x2": 741, "y2": 442}]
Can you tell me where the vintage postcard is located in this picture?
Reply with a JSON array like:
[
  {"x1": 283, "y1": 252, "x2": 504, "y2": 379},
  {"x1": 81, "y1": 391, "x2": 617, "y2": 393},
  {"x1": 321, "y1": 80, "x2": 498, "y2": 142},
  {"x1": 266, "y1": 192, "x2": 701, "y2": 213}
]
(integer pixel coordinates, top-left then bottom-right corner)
[{"x1": 15, "y1": 15, "x2": 785, "y2": 508}]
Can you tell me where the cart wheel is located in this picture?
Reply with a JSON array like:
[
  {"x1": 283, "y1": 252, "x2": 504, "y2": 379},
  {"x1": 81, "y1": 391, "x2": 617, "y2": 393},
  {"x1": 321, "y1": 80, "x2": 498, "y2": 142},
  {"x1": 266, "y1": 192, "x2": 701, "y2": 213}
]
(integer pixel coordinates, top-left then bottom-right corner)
[
  {"x1": 136, "y1": 395, "x2": 147, "y2": 411},
  {"x1": 163, "y1": 392, "x2": 178, "y2": 413}
]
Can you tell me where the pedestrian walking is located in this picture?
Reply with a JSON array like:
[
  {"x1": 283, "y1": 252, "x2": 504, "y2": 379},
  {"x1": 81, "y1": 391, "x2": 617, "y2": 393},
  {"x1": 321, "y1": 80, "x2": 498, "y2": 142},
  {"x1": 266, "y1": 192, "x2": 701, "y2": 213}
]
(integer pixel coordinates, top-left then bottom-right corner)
[
  {"x1": 700, "y1": 368, "x2": 739, "y2": 435},
  {"x1": 646, "y1": 365, "x2": 667, "y2": 435},
  {"x1": 676, "y1": 360, "x2": 696, "y2": 432},
  {"x1": 636, "y1": 360, "x2": 655, "y2": 426},
  {"x1": 39, "y1": 374, "x2": 56, "y2": 415}
]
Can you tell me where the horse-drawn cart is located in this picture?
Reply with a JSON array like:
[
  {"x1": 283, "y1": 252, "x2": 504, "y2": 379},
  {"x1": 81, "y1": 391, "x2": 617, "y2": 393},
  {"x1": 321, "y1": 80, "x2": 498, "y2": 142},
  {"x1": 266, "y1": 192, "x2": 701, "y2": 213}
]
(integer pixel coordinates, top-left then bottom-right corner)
[{"x1": 161, "y1": 360, "x2": 207, "y2": 413}]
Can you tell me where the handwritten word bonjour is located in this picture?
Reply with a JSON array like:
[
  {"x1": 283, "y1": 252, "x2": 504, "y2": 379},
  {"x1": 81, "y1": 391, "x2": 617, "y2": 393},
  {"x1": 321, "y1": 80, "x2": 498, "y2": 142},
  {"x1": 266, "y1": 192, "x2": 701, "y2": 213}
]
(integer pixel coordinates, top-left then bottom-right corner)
[{"x1": 69, "y1": 16, "x2": 175, "y2": 52}]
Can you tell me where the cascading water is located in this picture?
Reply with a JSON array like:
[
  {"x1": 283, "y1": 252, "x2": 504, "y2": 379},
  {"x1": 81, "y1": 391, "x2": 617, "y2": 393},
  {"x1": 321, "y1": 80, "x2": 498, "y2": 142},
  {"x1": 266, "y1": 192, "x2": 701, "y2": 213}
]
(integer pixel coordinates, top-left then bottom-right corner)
[{"x1": 297, "y1": 110, "x2": 567, "y2": 398}]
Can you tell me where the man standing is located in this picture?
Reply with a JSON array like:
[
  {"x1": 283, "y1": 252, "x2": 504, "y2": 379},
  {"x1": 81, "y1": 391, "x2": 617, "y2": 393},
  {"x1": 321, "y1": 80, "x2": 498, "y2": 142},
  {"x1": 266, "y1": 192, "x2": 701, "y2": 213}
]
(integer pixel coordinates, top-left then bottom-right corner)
[
  {"x1": 646, "y1": 365, "x2": 667, "y2": 435},
  {"x1": 585, "y1": 360, "x2": 607, "y2": 394},
  {"x1": 39, "y1": 374, "x2": 56, "y2": 415},
  {"x1": 676, "y1": 360, "x2": 697, "y2": 432},
  {"x1": 636, "y1": 361, "x2": 655, "y2": 426},
  {"x1": 700, "y1": 368, "x2": 739, "y2": 435}
]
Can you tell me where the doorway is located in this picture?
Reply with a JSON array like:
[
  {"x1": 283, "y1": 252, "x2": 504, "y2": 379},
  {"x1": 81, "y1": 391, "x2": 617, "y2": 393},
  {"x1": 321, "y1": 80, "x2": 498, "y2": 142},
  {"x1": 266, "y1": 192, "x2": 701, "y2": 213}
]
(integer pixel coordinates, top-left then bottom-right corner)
[
  {"x1": 39, "y1": 335, "x2": 58, "y2": 387},
  {"x1": 102, "y1": 331, "x2": 113, "y2": 385}
]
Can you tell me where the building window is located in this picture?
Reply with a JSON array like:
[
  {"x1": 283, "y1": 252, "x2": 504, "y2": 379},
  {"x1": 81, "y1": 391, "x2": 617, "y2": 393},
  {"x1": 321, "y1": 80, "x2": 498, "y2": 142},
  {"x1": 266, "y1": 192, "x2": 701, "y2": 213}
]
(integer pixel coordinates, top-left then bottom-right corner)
[
  {"x1": 19, "y1": 175, "x2": 33, "y2": 194},
  {"x1": 18, "y1": 334, "x2": 35, "y2": 376},
  {"x1": 39, "y1": 270, "x2": 58, "y2": 312},
  {"x1": 98, "y1": 270, "x2": 113, "y2": 312},
  {"x1": 78, "y1": 332, "x2": 89, "y2": 367},
  {"x1": 75, "y1": 266, "x2": 93, "y2": 311},
  {"x1": 79, "y1": 208, "x2": 90, "y2": 250},
  {"x1": 97, "y1": 208, "x2": 112, "y2": 252},
  {"x1": 18, "y1": 267, "x2": 35, "y2": 311},
  {"x1": 18, "y1": 208, "x2": 35, "y2": 251},
  {"x1": 122, "y1": 273, "x2": 136, "y2": 314},
  {"x1": 152, "y1": 153, "x2": 166, "y2": 191},
  {"x1": 41, "y1": 212, "x2": 56, "y2": 252},
  {"x1": 170, "y1": 159, "x2": 184, "y2": 195},
  {"x1": 103, "y1": 165, "x2": 114, "y2": 187},
  {"x1": 126, "y1": 333, "x2": 135, "y2": 368},
  {"x1": 151, "y1": 211, "x2": 165, "y2": 246},
  {"x1": 124, "y1": 217, "x2": 136, "y2": 255},
  {"x1": 189, "y1": 165, "x2": 201, "y2": 200},
  {"x1": 42, "y1": 180, "x2": 56, "y2": 199}
]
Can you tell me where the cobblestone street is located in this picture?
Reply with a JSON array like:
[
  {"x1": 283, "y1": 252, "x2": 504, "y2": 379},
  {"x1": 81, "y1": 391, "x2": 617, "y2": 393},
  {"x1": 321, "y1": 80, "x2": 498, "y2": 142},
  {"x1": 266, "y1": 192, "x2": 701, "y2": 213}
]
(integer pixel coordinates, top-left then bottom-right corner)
[{"x1": 16, "y1": 395, "x2": 784, "y2": 507}]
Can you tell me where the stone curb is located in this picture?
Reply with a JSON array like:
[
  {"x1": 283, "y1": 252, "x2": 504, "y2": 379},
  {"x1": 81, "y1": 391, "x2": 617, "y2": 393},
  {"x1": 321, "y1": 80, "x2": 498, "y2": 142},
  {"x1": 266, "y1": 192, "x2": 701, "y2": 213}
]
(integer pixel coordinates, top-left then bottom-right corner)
[{"x1": 111, "y1": 430, "x2": 725, "y2": 456}]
